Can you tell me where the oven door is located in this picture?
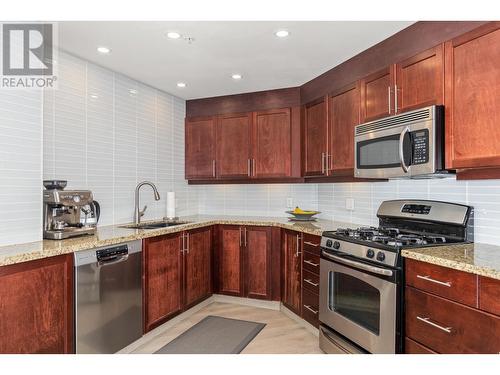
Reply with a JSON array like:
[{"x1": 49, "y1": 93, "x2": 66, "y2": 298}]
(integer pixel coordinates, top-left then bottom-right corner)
[{"x1": 319, "y1": 253, "x2": 397, "y2": 354}]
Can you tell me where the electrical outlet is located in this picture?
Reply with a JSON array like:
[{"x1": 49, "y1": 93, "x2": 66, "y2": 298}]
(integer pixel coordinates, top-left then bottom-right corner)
[
  {"x1": 286, "y1": 197, "x2": 294, "y2": 208},
  {"x1": 346, "y1": 198, "x2": 355, "y2": 211}
]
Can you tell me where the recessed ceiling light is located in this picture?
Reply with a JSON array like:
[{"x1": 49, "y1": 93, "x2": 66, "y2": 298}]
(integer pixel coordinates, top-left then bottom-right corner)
[
  {"x1": 231, "y1": 74, "x2": 242, "y2": 80},
  {"x1": 275, "y1": 30, "x2": 289, "y2": 38},
  {"x1": 90, "y1": 94, "x2": 99, "y2": 99},
  {"x1": 129, "y1": 89, "x2": 138, "y2": 95},
  {"x1": 177, "y1": 82, "x2": 186, "y2": 88},
  {"x1": 97, "y1": 46, "x2": 111, "y2": 54},
  {"x1": 167, "y1": 32, "x2": 181, "y2": 39}
]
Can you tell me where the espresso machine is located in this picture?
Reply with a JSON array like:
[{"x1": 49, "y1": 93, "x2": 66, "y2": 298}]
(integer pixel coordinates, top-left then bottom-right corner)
[{"x1": 43, "y1": 180, "x2": 100, "y2": 240}]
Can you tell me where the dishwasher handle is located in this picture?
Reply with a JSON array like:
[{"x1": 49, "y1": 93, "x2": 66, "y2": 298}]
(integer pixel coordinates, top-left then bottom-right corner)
[{"x1": 98, "y1": 254, "x2": 129, "y2": 266}]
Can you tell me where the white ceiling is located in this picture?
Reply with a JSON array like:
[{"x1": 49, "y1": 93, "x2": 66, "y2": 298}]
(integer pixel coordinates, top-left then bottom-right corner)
[{"x1": 58, "y1": 21, "x2": 414, "y2": 100}]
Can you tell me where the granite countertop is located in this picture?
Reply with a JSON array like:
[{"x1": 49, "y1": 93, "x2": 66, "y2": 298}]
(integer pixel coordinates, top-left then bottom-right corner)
[
  {"x1": 402, "y1": 243, "x2": 500, "y2": 280},
  {"x1": 0, "y1": 215, "x2": 356, "y2": 267}
]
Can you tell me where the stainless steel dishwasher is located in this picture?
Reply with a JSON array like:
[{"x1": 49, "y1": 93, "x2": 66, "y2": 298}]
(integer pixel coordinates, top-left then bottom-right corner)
[{"x1": 74, "y1": 240, "x2": 143, "y2": 353}]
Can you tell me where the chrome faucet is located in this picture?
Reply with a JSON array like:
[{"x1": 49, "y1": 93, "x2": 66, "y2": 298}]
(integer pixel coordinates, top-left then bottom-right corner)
[{"x1": 134, "y1": 181, "x2": 161, "y2": 225}]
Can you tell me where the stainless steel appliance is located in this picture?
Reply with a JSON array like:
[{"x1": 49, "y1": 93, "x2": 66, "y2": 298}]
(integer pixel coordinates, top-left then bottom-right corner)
[
  {"x1": 43, "y1": 180, "x2": 100, "y2": 240},
  {"x1": 354, "y1": 105, "x2": 451, "y2": 179},
  {"x1": 319, "y1": 200, "x2": 474, "y2": 354},
  {"x1": 74, "y1": 240, "x2": 143, "y2": 354}
]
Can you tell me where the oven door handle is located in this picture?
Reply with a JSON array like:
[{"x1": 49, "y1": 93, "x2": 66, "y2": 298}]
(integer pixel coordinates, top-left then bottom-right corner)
[
  {"x1": 399, "y1": 126, "x2": 411, "y2": 173},
  {"x1": 322, "y1": 251, "x2": 393, "y2": 276}
]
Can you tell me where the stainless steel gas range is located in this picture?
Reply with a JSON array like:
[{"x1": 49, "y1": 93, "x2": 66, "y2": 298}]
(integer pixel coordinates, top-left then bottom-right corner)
[{"x1": 318, "y1": 200, "x2": 474, "y2": 354}]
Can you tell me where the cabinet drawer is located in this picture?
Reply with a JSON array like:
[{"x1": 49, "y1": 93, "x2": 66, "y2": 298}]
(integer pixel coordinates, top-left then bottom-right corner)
[
  {"x1": 302, "y1": 251, "x2": 320, "y2": 274},
  {"x1": 302, "y1": 269, "x2": 319, "y2": 294},
  {"x1": 405, "y1": 259, "x2": 478, "y2": 307},
  {"x1": 302, "y1": 288, "x2": 319, "y2": 328},
  {"x1": 405, "y1": 338, "x2": 437, "y2": 354},
  {"x1": 406, "y1": 287, "x2": 500, "y2": 353},
  {"x1": 480, "y1": 276, "x2": 500, "y2": 316},
  {"x1": 303, "y1": 234, "x2": 321, "y2": 255}
]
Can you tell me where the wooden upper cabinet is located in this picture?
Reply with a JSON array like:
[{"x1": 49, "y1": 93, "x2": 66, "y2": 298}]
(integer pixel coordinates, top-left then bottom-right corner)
[
  {"x1": 184, "y1": 227, "x2": 212, "y2": 307},
  {"x1": 282, "y1": 230, "x2": 302, "y2": 314},
  {"x1": 360, "y1": 66, "x2": 394, "y2": 122},
  {"x1": 395, "y1": 44, "x2": 444, "y2": 113},
  {"x1": 252, "y1": 108, "x2": 292, "y2": 178},
  {"x1": 216, "y1": 112, "x2": 252, "y2": 179},
  {"x1": 245, "y1": 226, "x2": 272, "y2": 300},
  {"x1": 218, "y1": 225, "x2": 243, "y2": 296},
  {"x1": 303, "y1": 97, "x2": 328, "y2": 176},
  {"x1": 143, "y1": 233, "x2": 183, "y2": 332},
  {"x1": 185, "y1": 116, "x2": 216, "y2": 180},
  {"x1": 328, "y1": 83, "x2": 360, "y2": 174},
  {"x1": 0, "y1": 255, "x2": 73, "y2": 354},
  {"x1": 445, "y1": 22, "x2": 500, "y2": 170}
]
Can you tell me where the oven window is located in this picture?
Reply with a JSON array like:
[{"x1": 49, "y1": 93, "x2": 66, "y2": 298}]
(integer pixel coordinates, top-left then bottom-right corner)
[
  {"x1": 357, "y1": 134, "x2": 401, "y2": 169},
  {"x1": 328, "y1": 271, "x2": 381, "y2": 335}
]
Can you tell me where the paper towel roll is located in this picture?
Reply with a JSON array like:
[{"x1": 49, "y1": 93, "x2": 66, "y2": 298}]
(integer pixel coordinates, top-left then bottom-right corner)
[{"x1": 166, "y1": 191, "x2": 176, "y2": 219}]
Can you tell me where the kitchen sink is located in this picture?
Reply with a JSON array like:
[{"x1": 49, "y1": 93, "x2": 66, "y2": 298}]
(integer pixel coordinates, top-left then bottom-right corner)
[{"x1": 120, "y1": 221, "x2": 189, "y2": 230}]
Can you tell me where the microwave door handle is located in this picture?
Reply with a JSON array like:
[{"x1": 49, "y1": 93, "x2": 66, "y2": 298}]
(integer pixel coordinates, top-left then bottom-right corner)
[{"x1": 399, "y1": 127, "x2": 411, "y2": 173}]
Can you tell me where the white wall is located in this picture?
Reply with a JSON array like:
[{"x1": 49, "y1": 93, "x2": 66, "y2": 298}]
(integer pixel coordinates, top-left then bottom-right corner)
[{"x1": 43, "y1": 52, "x2": 196, "y2": 226}]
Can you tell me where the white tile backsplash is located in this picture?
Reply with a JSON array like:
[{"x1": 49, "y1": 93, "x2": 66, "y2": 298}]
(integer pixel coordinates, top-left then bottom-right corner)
[{"x1": 42, "y1": 51, "x2": 194, "y2": 227}]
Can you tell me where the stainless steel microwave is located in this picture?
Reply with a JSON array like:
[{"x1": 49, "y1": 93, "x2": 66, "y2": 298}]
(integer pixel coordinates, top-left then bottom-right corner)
[{"x1": 354, "y1": 105, "x2": 451, "y2": 179}]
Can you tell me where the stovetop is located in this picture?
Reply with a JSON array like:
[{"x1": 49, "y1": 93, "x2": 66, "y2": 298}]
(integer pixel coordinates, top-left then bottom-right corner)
[{"x1": 325, "y1": 226, "x2": 456, "y2": 249}]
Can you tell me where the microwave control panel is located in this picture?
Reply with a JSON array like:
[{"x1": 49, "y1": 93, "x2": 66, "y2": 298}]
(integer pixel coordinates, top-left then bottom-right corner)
[{"x1": 412, "y1": 129, "x2": 429, "y2": 165}]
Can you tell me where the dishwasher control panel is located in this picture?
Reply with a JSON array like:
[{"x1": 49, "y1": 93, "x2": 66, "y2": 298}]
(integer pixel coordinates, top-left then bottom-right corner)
[{"x1": 96, "y1": 245, "x2": 128, "y2": 261}]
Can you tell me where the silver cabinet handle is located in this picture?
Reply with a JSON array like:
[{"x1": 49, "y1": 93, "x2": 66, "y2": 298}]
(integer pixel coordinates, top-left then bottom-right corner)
[
  {"x1": 416, "y1": 316, "x2": 452, "y2": 334},
  {"x1": 394, "y1": 84, "x2": 399, "y2": 114},
  {"x1": 304, "y1": 241, "x2": 319, "y2": 247},
  {"x1": 303, "y1": 259, "x2": 319, "y2": 267},
  {"x1": 252, "y1": 158, "x2": 256, "y2": 177},
  {"x1": 321, "y1": 152, "x2": 326, "y2": 174},
  {"x1": 181, "y1": 233, "x2": 185, "y2": 254},
  {"x1": 322, "y1": 251, "x2": 393, "y2": 276},
  {"x1": 388, "y1": 86, "x2": 392, "y2": 114},
  {"x1": 295, "y1": 234, "x2": 302, "y2": 257},
  {"x1": 303, "y1": 305, "x2": 318, "y2": 315},
  {"x1": 244, "y1": 227, "x2": 247, "y2": 247},
  {"x1": 326, "y1": 153, "x2": 331, "y2": 174},
  {"x1": 186, "y1": 232, "x2": 190, "y2": 254},
  {"x1": 212, "y1": 160, "x2": 216, "y2": 178},
  {"x1": 247, "y1": 159, "x2": 251, "y2": 177},
  {"x1": 416, "y1": 275, "x2": 452, "y2": 287},
  {"x1": 304, "y1": 279, "x2": 319, "y2": 287},
  {"x1": 239, "y1": 227, "x2": 242, "y2": 247}
]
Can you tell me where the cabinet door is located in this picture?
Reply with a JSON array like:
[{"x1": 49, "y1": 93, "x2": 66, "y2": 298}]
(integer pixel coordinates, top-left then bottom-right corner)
[
  {"x1": 184, "y1": 227, "x2": 212, "y2": 307},
  {"x1": 252, "y1": 108, "x2": 292, "y2": 178},
  {"x1": 445, "y1": 23, "x2": 500, "y2": 169},
  {"x1": 144, "y1": 234, "x2": 183, "y2": 332},
  {"x1": 185, "y1": 116, "x2": 216, "y2": 180},
  {"x1": 218, "y1": 225, "x2": 243, "y2": 296},
  {"x1": 395, "y1": 44, "x2": 444, "y2": 113},
  {"x1": 360, "y1": 66, "x2": 394, "y2": 122},
  {"x1": 0, "y1": 255, "x2": 73, "y2": 354},
  {"x1": 282, "y1": 230, "x2": 302, "y2": 314},
  {"x1": 303, "y1": 97, "x2": 328, "y2": 176},
  {"x1": 216, "y1": 112, "x2": 252, "y2": 179},
  {"x1": 245, "y1": 226, "x2": 272, "y2": 300},
  {"x1": 329, "y1": 83, "x2": 360, "y2": 174}
]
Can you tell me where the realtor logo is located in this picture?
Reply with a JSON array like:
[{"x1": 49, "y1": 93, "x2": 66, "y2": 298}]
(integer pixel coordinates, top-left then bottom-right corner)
[{"x1": 1, "y1": 23, "x2": 57, "y2": 88}]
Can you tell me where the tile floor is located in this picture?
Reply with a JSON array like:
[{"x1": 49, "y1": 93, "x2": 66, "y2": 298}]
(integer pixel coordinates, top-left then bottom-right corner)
[{"x1": 127, "y1": 302, "x2": 323, "y2": 354}]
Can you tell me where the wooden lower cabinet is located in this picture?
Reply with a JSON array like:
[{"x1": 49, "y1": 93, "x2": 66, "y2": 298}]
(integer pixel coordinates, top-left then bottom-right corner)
[
  {"x1": 184, "y1": 227, "x2": 213, "y2": 308},
  {"x1": 405, "y1": 338, "x2": 437, "y2": 354},
  {"x1": 217, "y1": 225, "x2": 274, "y2": 300},
  {"x1": 144, "y1": 227, "x2": 213, "y2": 332},
  {"x1": 0, "y1": 254, "x2": 74, "y2": 354},
  {"x1": 282, "y1": 230, "x2": 302, "y2": 314},
  {"x1": 143, "y1": 233, "x2": 184, "y2": 332}
]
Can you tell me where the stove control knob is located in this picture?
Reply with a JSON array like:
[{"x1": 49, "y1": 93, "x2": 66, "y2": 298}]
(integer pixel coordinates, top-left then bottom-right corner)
[
  {"x1": 366, "y1": 249, "x2": 375, "y2": 258},
  {"x1": 376, "y1": 251, "x2": 386, "y2": 262},
  {"x1": 333, "y1": 241, "x2": 341, "y2": 250},
  {"x1": 326, "y1": 239, "x2": 333, "y2": 248}
]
